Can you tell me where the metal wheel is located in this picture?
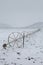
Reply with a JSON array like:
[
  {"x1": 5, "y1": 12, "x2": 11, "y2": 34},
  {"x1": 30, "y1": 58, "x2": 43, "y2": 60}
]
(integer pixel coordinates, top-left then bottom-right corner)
[{"x1": 7, "y1": 32, "x2": 23, "y2": 47}]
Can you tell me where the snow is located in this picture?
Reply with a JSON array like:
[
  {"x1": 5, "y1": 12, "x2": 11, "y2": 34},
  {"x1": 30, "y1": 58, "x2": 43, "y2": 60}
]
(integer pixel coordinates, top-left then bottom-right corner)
[{"x1": 0, "y1": 28, "x2": 43, "y2": 65}]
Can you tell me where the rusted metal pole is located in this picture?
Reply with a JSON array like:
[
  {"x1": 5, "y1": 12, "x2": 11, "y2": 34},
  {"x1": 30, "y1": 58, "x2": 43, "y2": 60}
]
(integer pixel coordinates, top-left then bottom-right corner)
[{"x1": 23, "y1": 33, "x2": 25, "y2": 48}]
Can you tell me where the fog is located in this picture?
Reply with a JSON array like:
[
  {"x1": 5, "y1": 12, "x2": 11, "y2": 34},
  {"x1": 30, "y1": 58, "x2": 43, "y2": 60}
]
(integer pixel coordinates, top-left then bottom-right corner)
[{"x1": 0, "y1": 0, "x2": 43, "y2": 27}]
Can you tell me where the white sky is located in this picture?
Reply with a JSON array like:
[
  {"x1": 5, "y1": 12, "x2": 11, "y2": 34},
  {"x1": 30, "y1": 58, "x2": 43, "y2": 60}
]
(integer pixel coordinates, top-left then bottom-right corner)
[{"x1": 0, "y1": 0, "x2": 43, "y2": 27}]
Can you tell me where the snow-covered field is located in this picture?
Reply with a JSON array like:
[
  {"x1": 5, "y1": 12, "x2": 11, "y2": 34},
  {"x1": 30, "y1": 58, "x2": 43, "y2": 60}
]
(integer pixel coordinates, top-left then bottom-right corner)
[{"x1": 0, "y1": 28, "x2": 43, "y2": 65}]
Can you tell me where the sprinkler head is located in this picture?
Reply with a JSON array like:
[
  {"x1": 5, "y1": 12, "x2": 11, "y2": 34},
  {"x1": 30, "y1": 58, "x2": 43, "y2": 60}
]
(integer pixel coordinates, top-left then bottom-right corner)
[{"x1": 3, "y1": 44, "x2": 7, "y2": 49}]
